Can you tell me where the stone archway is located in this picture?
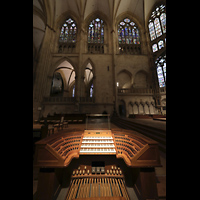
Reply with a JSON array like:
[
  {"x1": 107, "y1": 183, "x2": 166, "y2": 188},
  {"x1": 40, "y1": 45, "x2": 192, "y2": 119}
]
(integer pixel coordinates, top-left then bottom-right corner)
[{"x1": 118, "y1": 100, "x2": 126, "y2": 117}]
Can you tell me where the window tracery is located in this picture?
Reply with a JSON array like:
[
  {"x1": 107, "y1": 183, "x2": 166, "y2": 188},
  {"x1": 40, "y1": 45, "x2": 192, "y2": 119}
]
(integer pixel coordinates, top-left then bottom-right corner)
[
  {"x1": 58, "y1": 17, "x2": 77, "y2": 53},
  {"x1": 90, "y1": 84, "x2": 93, "y2": 97},
  {"x1": 72, "y1": 85, "x2": 75, "y2": 97},
  {"x1": 84, "y1": 63, "x2": 94, "y2": 98},
  {"x1": 155, "y1": 54, "x2": 166, "y2": 87},
  {"x1": 148, "y1": 4, "x2": 166, "y2": 53},
  {"x1": 51, "y1": 65, "x2": 76, "y2": 97},
  {"x1": 59, "y1": 18, "x2": 77, "y2": 43},
  {"x1": 118, "y1": 17, "x2": 141, "y2": 54},
  {"x1": 88, "y1": 18, "x2": 104, "y2": 44},
  {"x1": 88, "y1": 17, "x2": 104, "y2": 53}
]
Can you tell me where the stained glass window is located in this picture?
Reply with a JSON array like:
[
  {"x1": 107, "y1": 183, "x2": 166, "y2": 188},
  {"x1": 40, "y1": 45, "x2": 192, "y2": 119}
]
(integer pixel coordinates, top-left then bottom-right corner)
[
  {"x1": 158, "y1": 40, "x2": 164, "y2": 49},
  {"x1": 154, "y1": 18, "x2": 162, "y2": 37},
  {"x1": 118, "y1": 18, "x2": 140, "y2": 44},
  {"x1": 157, "y1": 67, "x2": 165, "y2": 87},
  {"x1": 149, "y1": 22, "x2": 156, "y2": 41},
  {"x1": 118, "y1": 18, "x2": 140, "y2": 45},
  {"x1": 88, "y1": 18, "x2": 104, "y2": 43},
  {"x1": 152, "y1": 44, "x2": 158, "y2": 52},
  {"x1": 155, "y1": 54, "x2": 166, "y2": 87},
  {"x1": 160, "y1": 13, "x2": 166, "y2": 33},
  {"x1": 163, "y1": 63, "x2": 166, "y2": 80},
  {"x1": 59, "y1": 18, "x2": 77, "y2": 43},
  {"x1": 72, "y1": 85, "x2": 75, "y2": 97},
  {"x1": 90, "y1": 84, "x2": 93, "y2": 97},
  {"x1": 148, "y1": 4, "x2": 166, "y2": 43}
]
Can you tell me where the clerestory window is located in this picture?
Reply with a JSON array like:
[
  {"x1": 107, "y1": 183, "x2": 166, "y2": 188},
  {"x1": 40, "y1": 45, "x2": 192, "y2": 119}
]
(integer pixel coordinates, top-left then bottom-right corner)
[
  {"x1": 148, "y1": 4, "x2": 166, "y2": 53},
  {"x1": 88, "y1": 17, "x2": 104, "y2": 53},
  {"x1": 155, "y1": 54, "x2": 166, "y2": 88},
  {"x1": 58, "y1": 17, "x2": 77, "y2": 53},
  {"x1": 118, "y1": 17, "x2": 141, "y2": 54},
  {"x1": 59, "y1": 18, "x2": 77, "y2": 43}
]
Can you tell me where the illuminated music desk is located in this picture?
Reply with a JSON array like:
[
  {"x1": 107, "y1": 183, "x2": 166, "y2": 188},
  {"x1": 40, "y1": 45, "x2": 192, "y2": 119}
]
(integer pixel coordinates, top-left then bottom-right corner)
[{"x1": 34, "y1": 114, "x2": 161, "y2": 200}]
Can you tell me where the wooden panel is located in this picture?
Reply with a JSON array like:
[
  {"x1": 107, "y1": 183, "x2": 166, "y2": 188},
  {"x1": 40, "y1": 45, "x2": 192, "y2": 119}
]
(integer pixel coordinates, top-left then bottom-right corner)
[
  {"x1": 37, "y1": 148, "x2": 58, "y2": 161},
  {"x1": 138, "y1": 147, "x2": 158, "y2": 160},
  {"x1": 75, "y1": 197, "x2": 126, "y2": 200},
  {"x1": 135, "y1": 168, "x2": 159, "y2": 200},
  {"x1": 34, "y1": 144, "x2": 65, "y2": 167},
  {"x1": 34, "y1": 129, "x2": 161, "y2": 168},
  {"x1": 37, "y1": 168, "x2": 62, "y2": 200}
]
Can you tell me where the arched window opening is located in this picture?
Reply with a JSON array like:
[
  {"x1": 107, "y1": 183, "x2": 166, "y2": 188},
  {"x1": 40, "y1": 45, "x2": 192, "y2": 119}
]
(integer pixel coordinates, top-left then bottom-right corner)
[
  {"x1": 152, "y1": 44, "x2": 158, "y2": 52},
  {"x1": 148, "y1": 22, "x2": 156, "y2": 41},
  {"x1": 50, "y1": 72, "x2": 64, "y2": 96},
  {"x1": 119, "y1": 100, "x2": 126, "y2": 117},
  {"x1": 117, "y1": 70, "x2": 132, "y2": 89},
  {"x1": 155, "y1": 54, "x2": 166, "y2": 87},
  {"x1": 160, "y1": 13, "x2": 166, "y2": 33},
  {"x1": 58, "y1": 17, "x2": 77, "y2": 53},
  {"x1": 158, "y1": 40, "x2": 164, "y2": 49},
  {"x1": 51, "y1": 61, "x2": 76, "y2": 97},
  {"x1": 88, "y1": 17, "x2": 104, "y2": 54},
  {"x1": 154, "y1": 18, "x2": 162, "y2": 38},
  {"x1": 84, "y1": 63, "x2": 94, "y2": 98},
  {"x1": 148, "y1": 4, "x2": 166, "y2": 53},
  {"x1": 72, "y1": 85, "x2": 75, "y2": 97},
  {"x1": 90, "y1": 84, "x2": 93, "y2": 97},
  {"x1": 118, "y1": 17, "x2": 141, "y2": 54}
]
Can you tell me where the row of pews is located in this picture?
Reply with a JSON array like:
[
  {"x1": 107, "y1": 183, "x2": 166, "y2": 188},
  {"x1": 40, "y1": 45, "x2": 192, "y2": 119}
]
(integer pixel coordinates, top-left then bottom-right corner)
[
  {"x1": 33, "y1": 116, "x2": 68, "y2": 136},
  {"x1": 33, "y1": 114, "x2": 86, "y2": 139}
]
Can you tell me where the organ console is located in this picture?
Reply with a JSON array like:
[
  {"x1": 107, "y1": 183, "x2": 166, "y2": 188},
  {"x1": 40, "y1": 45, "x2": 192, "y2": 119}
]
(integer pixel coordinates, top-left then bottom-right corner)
[
  {"x1": 34, "y1": 114, "x2": 161, "y2": 200},
  {"x1": 66, "y1": 163, "x2": 129, "y2": 199},
  {"x1": 80, "y1": 130, "x2": 116, "y2": 154}
]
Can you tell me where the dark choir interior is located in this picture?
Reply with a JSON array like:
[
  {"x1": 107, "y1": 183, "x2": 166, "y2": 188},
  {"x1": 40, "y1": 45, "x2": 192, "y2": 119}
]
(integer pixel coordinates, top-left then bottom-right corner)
[{"x1": 33, "y1": 0, "x2": 166, "y2": 199}]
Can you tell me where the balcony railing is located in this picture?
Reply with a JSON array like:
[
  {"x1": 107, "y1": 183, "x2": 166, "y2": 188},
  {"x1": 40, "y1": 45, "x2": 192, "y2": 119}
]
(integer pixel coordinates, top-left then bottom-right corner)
[
  {"x1": 118, "y1": 88, "x2": 154, "y2": 94},
  {"x1": 118, "y1": 44, "x2": 141, "y2": 54},
  {"x1": 58, "y1": 43, "x2": 76, "y2": 53},
  {"x1": 88, "y1": 43, "x2": 104, "y2": 54},
  {"x1": 118, "y1": 87, "x2": 166, "y2": 94},
  {"x1": 43, "y1": 96, "x2": 95, "y2": 104}
]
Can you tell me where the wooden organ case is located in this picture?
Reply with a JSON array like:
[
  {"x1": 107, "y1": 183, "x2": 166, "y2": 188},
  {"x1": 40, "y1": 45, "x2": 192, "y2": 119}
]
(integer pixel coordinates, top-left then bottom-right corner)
[{"x1": 34, "y1": 115, "x2": 161, "y2": 200}]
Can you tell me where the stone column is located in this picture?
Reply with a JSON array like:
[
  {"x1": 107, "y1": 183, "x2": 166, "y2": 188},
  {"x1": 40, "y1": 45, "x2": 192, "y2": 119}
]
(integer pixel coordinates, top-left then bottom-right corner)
[
  {"x1": 74, "y1": 17, "x2": 86, "y2": 111},
  {"x1": 111, "y1": 17, "x2": 117, "y2": 115},
  {"x1": 33, "y1": 26, "x2": 54, "y2": 120}
]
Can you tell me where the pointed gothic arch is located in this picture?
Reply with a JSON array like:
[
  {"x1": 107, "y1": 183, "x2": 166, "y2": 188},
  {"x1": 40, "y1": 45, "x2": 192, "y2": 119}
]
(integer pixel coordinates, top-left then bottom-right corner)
[
  {"x1": 118, "y1": 99, "x2": 126, "y2": 117},
  {"x1": 81, "y1": 58, "x2": 95, "y2": 98},
  {"x1": 85, "y1": 11, "x2": 110, "y2": 54},
  {"x1": 117, "y1": 69, "x2": 133, "y2": 89},
  {"x1": 50, "y1": 58, "x2": 77, "y2": 97},
  {"x1": 133, "y1": 70, "x2": 148, "y2": 88}
]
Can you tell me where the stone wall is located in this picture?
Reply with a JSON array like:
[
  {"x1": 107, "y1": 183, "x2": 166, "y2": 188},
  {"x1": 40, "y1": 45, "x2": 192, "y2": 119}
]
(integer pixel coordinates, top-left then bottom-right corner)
[{"x1": 33, "y1": 1, "x2": 166, "y2": 120}]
